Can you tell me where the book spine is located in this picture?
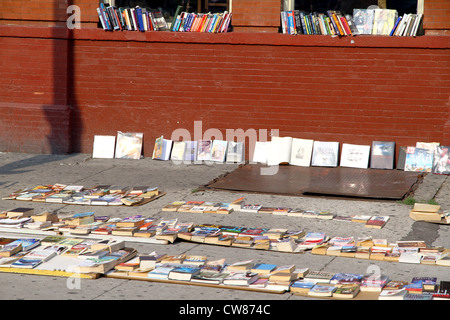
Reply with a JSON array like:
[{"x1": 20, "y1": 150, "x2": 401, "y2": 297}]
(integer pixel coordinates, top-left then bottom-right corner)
[
  {"x1": 389, "y1": 16, "x2": 402, "y2": 36},
  {"x1": 97, "y1": 8, "x2": 108, "y2": 30},
  {"x1": 99, "y1": 3, "x2": 112, "y2": 30}
]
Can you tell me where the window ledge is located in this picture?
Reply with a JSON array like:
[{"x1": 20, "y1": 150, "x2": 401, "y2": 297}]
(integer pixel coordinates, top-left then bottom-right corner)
[{"x1": 1, "y1": 25, "x2": 449, "y2": 49}]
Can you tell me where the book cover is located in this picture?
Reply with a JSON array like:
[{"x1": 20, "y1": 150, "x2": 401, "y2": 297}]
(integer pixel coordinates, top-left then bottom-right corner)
[
  {"x1": 405, "y1": 147, "x2": 433, "y2": 172},
  {"x1": 226, "y1": 141, "x2": 245, "y2": 164},
  {"x1": 197, "y1": 140, "x2": 212, "y2": 161},
  {"x1": 170, "y1": 141, "x2": 186, "y2": 162},
  {"x1": 267, "y1": 136, "x2": 292, "y2": 165},
  {"x1": 340, "y1": 143, "x2": 370, "y2": 169},
  {"x1": 252, "y1": 141, "x2": 268, "y2": 164},
  {"x1": 370, "y1": 141, "x2": 395, "y2": 169},
  {"x1": 210, "y1": 140, "x2": 228, "y2": 162},
  {"x1": 183, "y1": 141, "x2": 198, "y2": 162},
  {"x1": 92, "y1": 135, "x2": 116, "y2": 159},
  {"x1": 290, "y1": 138, "x2": 313, "y2": 167},
  {"x1": 432, "y1": 146, "x2": 450, "y2": 174},
  {"x1": 114, "y1": 131, "x2": 143, "y2": 159},
  {"x1": 311, "y1": 141, "x2": 339, "y2": 167}
]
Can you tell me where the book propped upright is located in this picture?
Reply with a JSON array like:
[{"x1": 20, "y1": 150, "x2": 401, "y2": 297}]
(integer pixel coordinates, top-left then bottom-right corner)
[
  {"x1": 311, "y1": 141, "x2": 339, "y2": 167},
  {"x1": 170, "y1": 141, "x2": 186, "y2": 162},
  {"x1": 340, "y1": 143, "x2": 370, "y2": 169},
  {"x1": 433, "y1": 146, "x2": 450, "y2": 174},
  {"x1": 210, "y1": 140, "x2": 228, "y2": 162},
  {"x1": 114, "y1": 131, "x2": 143, "y2": 159},
  {"x1": 370, "y1": 141, "x2": 395, "y2": 169},
  {"x1": 290, "y1": 138, "x2": 314, "y2": 167},
  {"x1": 92, "y1": 135, "x2": 116, "y2": 159},
  {"x1": 267, "y1": 136, "x2": 292, "y2": 166},
  {"x1": 152, "y1": 136, "x2": 173, "y2": 161},
  {"x1": 226, "y1": 141, "x2": 245, "y2": 164}
]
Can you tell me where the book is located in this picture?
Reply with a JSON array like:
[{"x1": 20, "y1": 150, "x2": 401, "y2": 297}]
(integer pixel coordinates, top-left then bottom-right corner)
[
  {"x1": 290, "y1": 280, "x2": 316, "y2": 294},
  {"x1": 114, "y1": 131, "x2": 143, "y2": 159},
  {"x1": 5, "y1": 207, "x2": 34, "y2": 218},
  {"x1": 405, "y1": 146, "x2": 433, "y2": 172},
  {"x1": 147, "y1": 264, "x2": 177, "y2": 280},
  {"x1": 250, "y1": 263, "x2": 277, "y2": 275},
  {"x1": 191, "y1": 270, "x2": 229, "y2": 284},
  {"x1": 397, "y1": 146, "x2": 407, "y2": 170},
  {"x1": 197, "y1": 140, "x2": 212, "y2": 161},
  {"x1": 223, "y1": 272, "x2": 259, "y2": 286},
  {"x1": 332, "y1": 284, "x2": 360, "y2": 299},
  {"x1": 170, "y1": 141, "x2": 186, "y2": 162},
  {"x1": 290, "y1": 138, "x2": 314, "y2": 166},
  {"x1": 152, "y1": 136, "x2": 173, "y2": 161},
  {"x1": 378, "y1": 289, "x2": 407, "y2": 300},
  {"x1": 92, "y1": 135, "x2": 116, "y2": 159},
  {"x1": 226, "y1": 259, "x2": 254, "y2": 272},
  {"x1": 168, "y1": 266, "x2": 201, "y2": 281},
  {"x1": 0, "y1": 241, "x2": 22, "y2": 257},
  {"x1": 365, "y1": 216, "x2": 390, "y2": 229},
  {"x1": 353, "y1": 8, "x2": 375, "y2": 34},
  {"x1": 240, "y1": 204, "x2": 262, "y2": 213},
  {"x1": 184, "y1": 141, "x2": 198, "y2": 162},
  {"x1": 210, "y1": 140, "x2": 228, "y2": 162},
  {"x1": 267, "y1": 136, "x2": 292, "y2": 165},
  {"x1": 304, "y1": 270, "x2": 335, "y2": 284},
  {"x1": 311, "y1": 141, "x2": 339, "y2": 167},
  {"x1": 360, "y1": 274, "x2": 390, "y2": 292},
  {"x1": 370, "y1": 141, "x2": 395, "y2": 169},
  {"x1": 116, "y1": 215, "x2": 146, "y2": 228},
  {"x1": 372, "y1": 9, "x2": 397, "y2": 35},
  {"x1": 433, "y1": 146, "x2": 450, "y2": 174},
  {"x1": 252, "y1": 141, "x2": 268, "y2": 164},
  {"x1": 226, "y1": 141, "x2": 245, "y2": 164},
  {"x1": 330, "y1": 273, "x2": 363, "y2": 285},
  {"x1": 308, "y1": 283, "x2": 337, "y2": 297},
  {"x1": 340, "y1": 143, "x2": 370, "y2": 169}
]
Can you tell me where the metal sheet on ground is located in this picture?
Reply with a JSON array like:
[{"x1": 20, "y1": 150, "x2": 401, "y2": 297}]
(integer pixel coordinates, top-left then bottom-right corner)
[{"x1": 206, "y1": 164, "x2": 421, "y2": 200}]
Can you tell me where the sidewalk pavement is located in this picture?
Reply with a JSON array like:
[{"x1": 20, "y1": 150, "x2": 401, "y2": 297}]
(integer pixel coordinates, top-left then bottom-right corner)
[{"x1": 0, "y1": 152, "x2": 448, "y2": 301}]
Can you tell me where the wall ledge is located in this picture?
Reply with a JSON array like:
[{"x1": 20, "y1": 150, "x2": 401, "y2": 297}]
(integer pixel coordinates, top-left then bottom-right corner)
[{"x1": 1, "y1": 25, "x2": 449, "y2": 49}]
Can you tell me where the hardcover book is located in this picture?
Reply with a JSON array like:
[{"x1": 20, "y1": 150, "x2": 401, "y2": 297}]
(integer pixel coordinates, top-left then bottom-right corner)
[
  {"x1": 92, "y1": 135, "x2": 116, "y2": 159},
  {"x1": 115, "y1": 131, "x2": 143, "y2": 159},
  {"x1": 370, "y1": 141, "x2": 395, "y2": 169},
  {"x1": 340, "y1": 143, "x2": 370, "y2": 169},
  {"x1": 311, "y1": 141, "x2": 339, "y2": 167}
]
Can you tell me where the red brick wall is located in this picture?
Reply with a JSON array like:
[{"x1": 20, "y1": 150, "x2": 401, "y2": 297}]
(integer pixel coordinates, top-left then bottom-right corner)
[
  {"x1": 66, "y1": 32, "x2": 449, "y2": 157},
  {"x1": 424, "y1": 0, "x2": 450, "y2": 35}
]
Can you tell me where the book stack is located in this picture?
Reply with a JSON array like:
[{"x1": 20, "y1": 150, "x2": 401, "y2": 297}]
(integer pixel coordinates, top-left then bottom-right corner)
[
  {"x1": 172, "y1": 12, "x2": 232, "y2": 33},
  {"x1": 281, "y1": 10, "x2": 356, "y2": 36},
  {"x1": 2, "y1": 184, "x2": 164, "y2": 207},
  {"x1": 409, "y1": 203, "x2": 449, "y2": 225},
  {"x1": 97, "y1": 4, "x2": 169, "y2": 31}
]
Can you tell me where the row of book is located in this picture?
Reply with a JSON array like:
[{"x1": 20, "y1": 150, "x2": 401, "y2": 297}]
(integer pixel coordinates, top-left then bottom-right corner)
[
  {"x1": 254, "y1": 138, "x2": 450, "y2": 174},
  {"x1": 354, "y1": 8, "x2": 423, "y2": 36},
  {"x1": 281, "y1": 8, "x2": 423, "y2": 37},
  {"x1": 1, "y1": 235, "x2": 448, "y2": 299},
  {"x1": 281, "y1": 10, "x2": 356, "y2": 36},
  {"x1": 171, "y1": 11, "x2": 232, "y2": 33},
  {"x1": 109, "y1": 252, "x2": 450, "y2": 300},
  {"x1": 2, "y1": 183, "x2": 163, "y2": 207},
  {"x1": 152, "y1": 136, "x2": 245, "y2": 163},
  {"x1": 97, "y1": 4, "x2": 169, "y2": 31},
  {"x1": 162, "y1": 197, "x2": 391, "y2": 229},
  {"x1": 1, "y1": 209, "x2": 449, "y2": 265}
]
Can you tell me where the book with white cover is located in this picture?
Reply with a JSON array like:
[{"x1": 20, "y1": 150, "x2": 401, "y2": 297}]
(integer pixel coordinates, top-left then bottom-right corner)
[
  {"x1": 226, "y1": 141, "x2": 245, "y2": 163},
  {"x1": 170, "y1": 141, "x2": 186, "y2": 162},
  {"x1": 92, "y1": 135, "x2": 116, "y2": 159},
  {"x1": 340, "y1": 143, "x2": 371, "y2": 169},
  {"x1": 252, "y1": 141, "x2": 268, "y2": 164},
  {"x1": 267, "y1": 136, "x2": 292, "y2": 166},
  {"x1": 311, "y1": 141, "x2": 339, "y2": 167},
  {"x1": 290, "y1": 138, "x2": 314, "y2": 166}
]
